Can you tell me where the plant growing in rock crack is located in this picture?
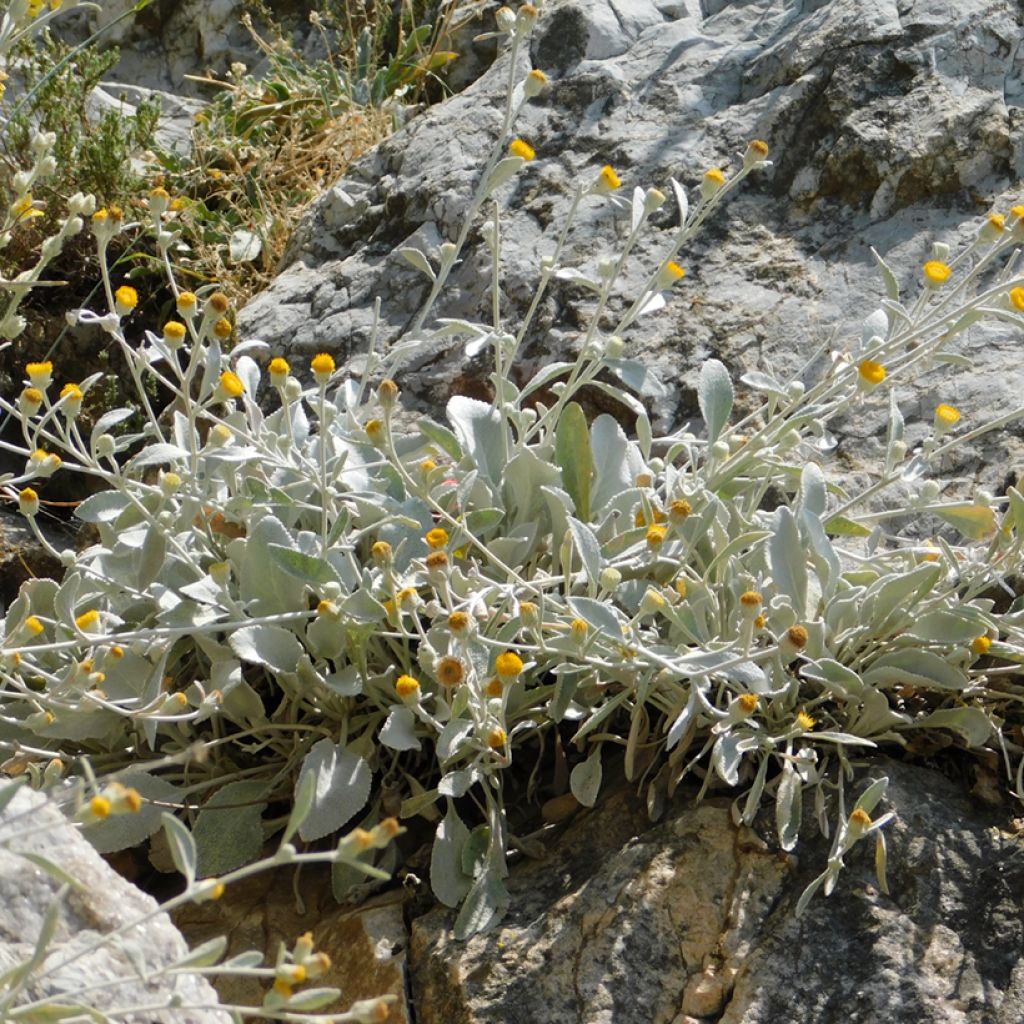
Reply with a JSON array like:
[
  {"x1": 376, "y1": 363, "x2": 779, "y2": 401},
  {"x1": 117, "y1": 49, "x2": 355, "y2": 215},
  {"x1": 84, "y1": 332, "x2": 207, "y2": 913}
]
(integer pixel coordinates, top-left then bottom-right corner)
[
  {"x1": 0, "y1": 0, "x2": 1022, "y2": 964},
  {"x1": 0, "y1": 771, "x2": 402, "y2": 1022}
]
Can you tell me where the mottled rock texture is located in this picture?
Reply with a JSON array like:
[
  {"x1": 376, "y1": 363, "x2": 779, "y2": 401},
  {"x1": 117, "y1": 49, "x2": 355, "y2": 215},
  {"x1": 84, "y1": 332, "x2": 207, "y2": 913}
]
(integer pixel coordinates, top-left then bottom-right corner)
[
  {"x1": 408, "y1": 760, "x2": 1024, "y2": 1024},
  {"x1": 238, "y1": 0, "x2": 1024, "y2": 496},
  {"x1": 0, "y1": 786, "x2": 229, "y2": 1023}
]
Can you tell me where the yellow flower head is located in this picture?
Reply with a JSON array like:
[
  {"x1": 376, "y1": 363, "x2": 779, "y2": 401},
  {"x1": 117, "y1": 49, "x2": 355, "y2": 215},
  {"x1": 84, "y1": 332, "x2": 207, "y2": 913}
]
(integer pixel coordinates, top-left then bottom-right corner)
[
  {"x1": 18, "y1": 487, "x2": 39, "y2": 517},
  {"x1": 176, "y1": 291, "x2": 198, "y2": 317},
  {"x1": 163, "y1": 321, "x2": 187, "y2": 348},
  {"x1": 495, "y1": 651, "x2": 524, "y2": 679},
  {"x1": 371, "y1": 540, "x2": 393, "y2": 566},
  {"x1": 75, "y1": 609, "x2": 100, "y2": 631},
  {"x1": 646, "y1": 524, "x2": 667, "y2": 548},
  {"x1": 425, "y1": 527, "x2": 449, "y2": 549},
  {"x1": 487, "y1": 727, "x2": 507, "y2": 749},
  {"x1": 1009, "y1": 287, "x2": 1024, "y2": 312},
  {"x1": 311, "y1": 352, "x2": 335, "y2": 382},
  {"x1": 509, "y1": 138, "x2": 535, "y2": 161},
  {"x1": 89, "y1": 795, "x2": 112, "y2": 820},
  {"x1": 212, "y1": 318, "x2": 233, "y2": 340},
  {"x1": 208, "y1": 292, "x2": 230, "y2": 315},
  {"x1": 739, "y1": 590, "x2": 763, "y2": 608},
  {"x1": 20, "y1": 387, "x2": 43, "y2": 415},
  {"x1": 934, "y1": 403, "x2": 960, "y2": 433},
  {"x1": 25, "y1": 361, "x2": 53, "y2": 388},
  {"x1": 218, "y1": 370, "x2": 244, "y2": 399},
  {"x1": 701, "y1": 167, "x2": 726, "y2": 200},
  {"x1": 858, "y1": 359, "x2": 886, "y2": 387},
  {"x1": 737, "y1": 693, "x2": 759, "y2": 714},
  {"x1": 395, "y1": 674, "x2": 421, "y2": 699},
  {"x1": 59, "y1": 383, "x2": 84, "y2": 416},
  {"x1": 849, "y1": 807, "x2": 872, "y2": 829},
  {"x1": 425, "y1": 550, "x2": 449, "y2": 572},
  {"x1": 485, "y1": 678, "x2": 503, "y2": 698},
  {"x1": 268, "y1": 357, "x2": 290, "y2": 386},
  {"x1": 420, "y1": 458, "x2": 438, "y2": 475},
  {"x1": 657, "y1": 261, "x2": 686, "y2": 290},
  {"x1": 448, "y1": 610, "x2": 471, "y2": 634},
  {"x1": 365, "y1": 418, "x2": 385, "y2": 442},
  {"x1": 24, "y1": 616, "x2": 44, "y2": 635},
  {"x1": 971, "y1": 635, "x2": 992, "y2": 655},
  {"x1": 923, "y1": 260, "x2": 951, "y2": 286},
  {"x1": 796, "y1": 709, "x2": 815, "y2": 730},
  {"x1": 704, "y1": 167, "x2": 726, "y2": 187},
  {"x1": 787, "y1": 625, "x2": 809, "y2": 649},
  {"x1": 743, "y1": 139, "x2": 770, "y2": 168},
  {"x1": 114, "y1": 285, "x2": 138, "y2": 313},
  {"x1": 436, "y1": 656, "x2": 466, "y2": 688},
  {"x1": 597, "y1": 165, "x2": 621, "y2": 192},
  {"x1": 668, "y1": 498, "x2": 691, "y2": 523}
]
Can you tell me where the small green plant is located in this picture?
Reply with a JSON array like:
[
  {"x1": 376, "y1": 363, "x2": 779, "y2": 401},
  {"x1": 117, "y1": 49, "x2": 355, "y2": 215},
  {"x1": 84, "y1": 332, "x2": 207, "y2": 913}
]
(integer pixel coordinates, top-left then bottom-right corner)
[{"x1": 1, "y1": 0, "x2": 1023, "y2": 976}]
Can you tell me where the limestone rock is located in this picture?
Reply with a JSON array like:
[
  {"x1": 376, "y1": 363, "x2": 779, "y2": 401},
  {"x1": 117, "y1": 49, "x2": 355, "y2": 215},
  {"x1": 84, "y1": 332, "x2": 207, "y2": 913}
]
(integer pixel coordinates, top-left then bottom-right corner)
[
  {"x1": 237, "y1": 0, "x2": 1024, "y2": 492},
  {"x1": 0, "y1": 785, "x2": 229, "y2": 1023},
  {"x1": 408, "y1": 760, "x2": 1024, "y2": 1024}
]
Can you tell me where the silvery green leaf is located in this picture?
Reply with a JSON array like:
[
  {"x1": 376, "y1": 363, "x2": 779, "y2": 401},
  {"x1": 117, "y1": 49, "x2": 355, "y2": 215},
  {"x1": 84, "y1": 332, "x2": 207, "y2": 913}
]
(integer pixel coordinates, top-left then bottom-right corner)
[
  {"x1": 555, "y1": 402, "x2": 592, "y2": 522},
  {"x1": 606, "y1": 358, "x2": 670, "y2": 397},
  {"x1": 85, "y1": 774, "x2": 181, "y2": 854},
  {"x1": 775, "y1": 759, "x2": 802, "y2": 851},
  {"x1": 711, "y1": 731, "x2": 751, "y2": 786},
  {"x1": 824, "y1": 514, "x2": 871, "y2": 537},
  {"x1": 283, "y1": 988, "x2": 343, "y2": 1012},
  {"x1": 935, "y1": 504, "x2": 997, "y2": 541},
  {"x1": 740, "y1": 370, "x2": 787, "y2": 399},
  {"x1": 914, "y1": 707, "x2": 993, "y2": 746},
  {"x1": 904, "y1": 609, "x2": 988, "y2": 644},
  {"x1": 670, "y1": 175, "x2": 688, "y2": 226},
  {"x1": 518, "y1": 361, "x2": 574, "y2": 399},
  {"x1": 297, "y1": 740, "x2": 372, "y2": 842},
  {"x1": 228, "y1": 624, "x2": 303, "y2": 674},
  {"x1": 282, "y1": 766, "x2": 317, "y2": 846},
  {"x1": 234, "y1": 354, "x2": 261, "y2": 397},
  {"x1": 398, "y1": 246, "x2": 436, "y2": 280},
  {"x1": 863, "y1": 648, "x2": 968, "y2": 691},
  {"x1": 801, "y1": 659, "x2": 864, "y2": 700},
  {"x1": 225, "y1": 951, "x2": 264, "y2": 969},
  {"x1": 171, "y1": 935, "x2": 228, "y2": 970},
  {"x1": 770, "y1": 507, "x2": 808, "y2": 615},
  {"x1": 162, "y1": 812, "x2": 197, "y2": 886},
  {"x1": 75, "y1": 491, "x2": 131, "y2": 524},
  {"x1": 438, "y1": 768, "x2": 478, "y2": 798},
  {"x1": 228, "y1": 228, "x2": 262, "y2": 263},
  {"x1": 568, "y1": 595, "x2": 625, "y2": 638},
  {"x1": 871, "y1": 248, "x2": 900, "y2": 302},
  {"x1": 126, "y1": 443, "x2": 190, "y2": 471},
  {"x1": 630, "y1": 185, "x2": 645, "y2": 231},
  {"x1": 194, "y1": 780, "x2": 267, "y2": 877},
  {"x1": 379, "y1": 707, "x2": 422, "y2": 751},
  {"x1": 454, "y1": 866, "x2": 509, "y2": 939},
  {"x1": 590, "y1": 415, "x2": 638, "y2": 511},
  {"x1": 636, "y1": 291, "x2": 666, "y2": 316},
  {"x1": 666, "y1": 688, "x2": 701, "y2": 750},
  {"x1": 850, "y1": 689, "x2": 910, "y2": 736},
  {"x1": 486, "y1": 155, "x2": 525, "y2": 192},
  {"x1": 861, "y1": 307, "x2": 890, "y2": 344},
  {"x1": 553, "y1": 267, "x2": 600, "y2": 291},
  {"x1": 447, "y1": 395, "x2": 508, "y2": 482},
  {"x1": 852, "y1": 777, "x2": 889, "y2": 817},
  {"x1": 698, "y1": 359, "x2": 734, "y2": 444},
  {"x1": 437, "y1": 720, "x2": 474, "y2": 763},
  {"x1": 549, "y1": 671, "x2": 579, "y2": 723},
  {"x1": 137, "y1": 527, "x2": 166, "y2": 589},
  {"x1": 461, "y1": 824, "x2": 492, "y2": 878},
  {"x1": 799, "y1": 463, "x2": 827, "y2": 518},
  {"x1": 267, "y1": 543, "x2": 340, "y2": 586},
  {"x1": 567, "y1": 517, "x2": 602, "y2": 588},
  {"x1": 431, "y1": 803, "x2": 472, "y2": 908},
  {"x1": 18, "y1": 853, "x2": 85, "y2": 892},
  {"x1": 570, "y1": 746, "x2": 603, "y2": 807},
  {"x1": 90, "y1": 407, "x2": 134, "y2": 443}
]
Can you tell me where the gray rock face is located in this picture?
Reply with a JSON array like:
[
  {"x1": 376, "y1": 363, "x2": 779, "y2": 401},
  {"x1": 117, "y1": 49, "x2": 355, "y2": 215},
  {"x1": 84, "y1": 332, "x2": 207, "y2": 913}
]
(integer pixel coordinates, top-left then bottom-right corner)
[
  {"x1": 238, "y1": 0, "x2": 1024, "y2": 492},
  {"x1": 0, "y1": 786, "x2": 228, "y2": 1023},
  {"x1": 408, "y1": 760, "x2": 1024, "y2": 1024}
]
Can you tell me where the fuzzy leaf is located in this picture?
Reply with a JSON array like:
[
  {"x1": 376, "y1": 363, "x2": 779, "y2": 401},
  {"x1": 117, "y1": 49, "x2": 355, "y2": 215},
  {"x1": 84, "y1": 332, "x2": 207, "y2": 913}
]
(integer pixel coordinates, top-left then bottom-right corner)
[
  {"x1": 379, "y1": 706, "x2": 422, "y2": 751},
  {"x1": 229, "y1": 228, "x2": 262, "y2": 263},
  {"x1": 698, "y1": 359, "x2": 734, "y2": 444},
  {"x1": 398, "y1": 246, "x2": 436, "y2": 280},
  {"x1": 570, "y1": 746, "x2": 603, "y2": 807},
  {"x1": 430, "y1": 803, "x2": 472, "y2": 908},
  {"x1": 863, "y1": 648, "x2": 968, "y2": 691},
  {"x1": 228, "y1": 624, "x2": 303, "y2": 674},
  {"x1": 296, "y1": 740, "x2": 372, "y2": 843},
  {"x1": 194, "y1": 780, "x2": 267, "y2": 877},
  {"x1": 935, "y1": 504, "x2": 997, "y2": 541},
  {"x1": 555, "y1": 402, "x2": 592, "y2": 522}
]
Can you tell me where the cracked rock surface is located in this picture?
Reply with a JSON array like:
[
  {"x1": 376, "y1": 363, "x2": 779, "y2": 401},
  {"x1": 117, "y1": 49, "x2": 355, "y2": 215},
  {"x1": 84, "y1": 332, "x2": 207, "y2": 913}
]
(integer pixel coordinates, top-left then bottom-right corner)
[
  {"x1": 408, "y1": 760, "x2": 1023, "y2": 1024},
  {"x1": 239, "y1": 0, "x2": 1024, "y2": 495}
]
